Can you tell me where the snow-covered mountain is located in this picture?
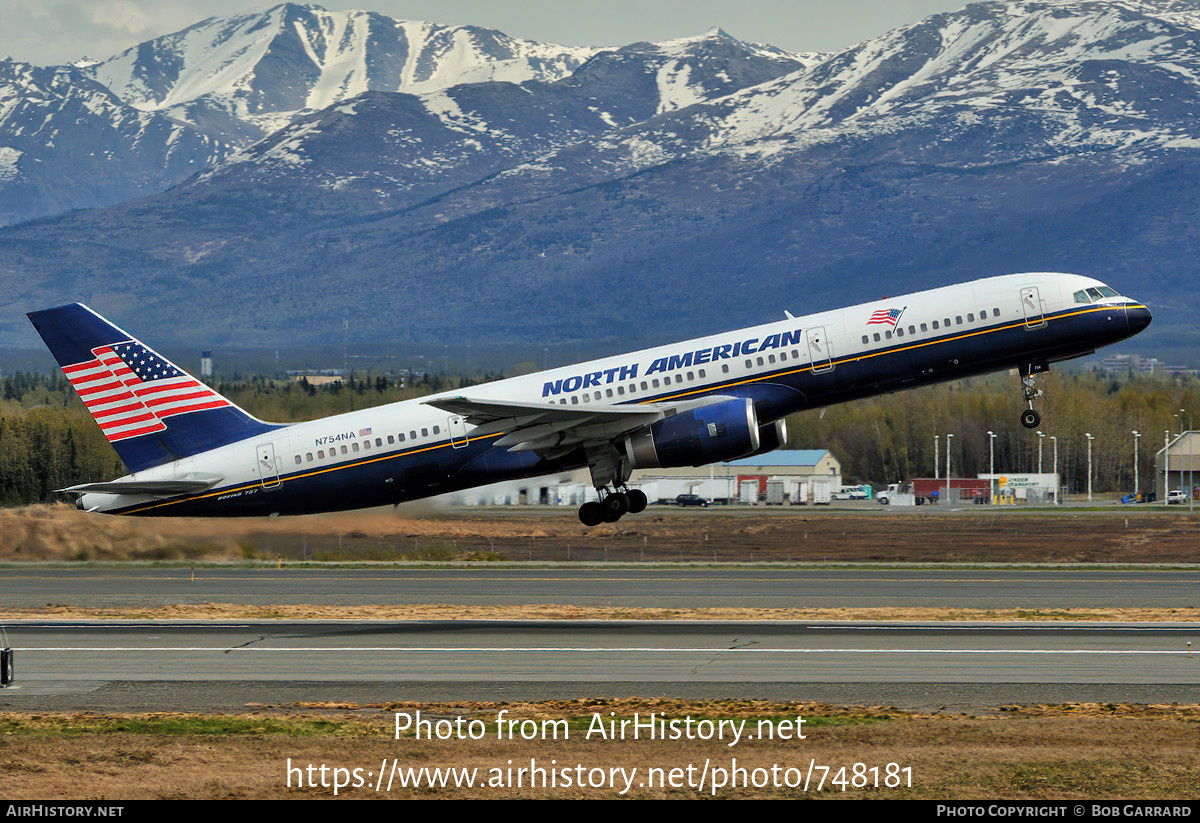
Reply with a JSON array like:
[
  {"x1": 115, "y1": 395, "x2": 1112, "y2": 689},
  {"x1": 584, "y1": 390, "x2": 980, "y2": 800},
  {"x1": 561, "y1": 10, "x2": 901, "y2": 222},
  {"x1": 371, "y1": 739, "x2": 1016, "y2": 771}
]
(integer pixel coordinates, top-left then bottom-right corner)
[
  {"x1": 196, "y1": 25, "x2": 813, "y2": 204},
  {"x1": 83, "y1": 3, "x2": 604, "y2": 143},
  {"x1": 0, "y1": 3, "x2": 810, "y2": 227},
  {"x1": 458, "y1": 0, "x2": 1200, "y2": 201},
  {"x1": 2, "y1": 0, "x2": 1199, "y2": 354},
  {"x1": 0, "y1": 59, "x2": 228, "y2": 226}
]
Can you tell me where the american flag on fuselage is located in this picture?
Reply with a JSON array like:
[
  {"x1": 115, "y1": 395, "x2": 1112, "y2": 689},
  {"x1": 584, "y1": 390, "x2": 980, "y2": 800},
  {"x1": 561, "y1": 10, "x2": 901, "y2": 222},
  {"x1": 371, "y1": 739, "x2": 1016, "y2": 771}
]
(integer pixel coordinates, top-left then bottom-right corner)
[
  {"x1": 62, "y1": 341, "x2": 232, "y2": 442},
  {"x1": 867, "y1": 307, "x2": 905, "y2": 327}
]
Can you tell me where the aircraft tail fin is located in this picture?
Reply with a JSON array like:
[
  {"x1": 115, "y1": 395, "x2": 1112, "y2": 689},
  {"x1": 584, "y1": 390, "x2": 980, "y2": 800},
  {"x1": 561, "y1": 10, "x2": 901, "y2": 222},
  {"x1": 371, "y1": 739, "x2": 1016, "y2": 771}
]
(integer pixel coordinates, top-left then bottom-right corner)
[{"x1": 27, "y1": 303, "x2": 279, "y2": 473}]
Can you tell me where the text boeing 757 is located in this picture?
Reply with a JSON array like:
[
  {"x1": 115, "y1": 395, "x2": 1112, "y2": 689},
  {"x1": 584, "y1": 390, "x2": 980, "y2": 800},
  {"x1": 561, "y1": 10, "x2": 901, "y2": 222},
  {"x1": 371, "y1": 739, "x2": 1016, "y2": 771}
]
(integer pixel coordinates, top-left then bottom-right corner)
[{"x1": 28, "y1": 272, "x2": 1151, "y2": 525}]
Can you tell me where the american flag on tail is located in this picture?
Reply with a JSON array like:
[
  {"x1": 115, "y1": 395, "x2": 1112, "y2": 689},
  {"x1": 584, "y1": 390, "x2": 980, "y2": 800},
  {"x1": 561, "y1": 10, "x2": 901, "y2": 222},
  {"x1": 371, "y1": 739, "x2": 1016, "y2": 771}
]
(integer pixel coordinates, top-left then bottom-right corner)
[
  {"x1": 62, "y1": 341, "x2": 232, "y2": 442},
  {"x1": 867, "y1": 307, "x2": 905, "y2": 327}
]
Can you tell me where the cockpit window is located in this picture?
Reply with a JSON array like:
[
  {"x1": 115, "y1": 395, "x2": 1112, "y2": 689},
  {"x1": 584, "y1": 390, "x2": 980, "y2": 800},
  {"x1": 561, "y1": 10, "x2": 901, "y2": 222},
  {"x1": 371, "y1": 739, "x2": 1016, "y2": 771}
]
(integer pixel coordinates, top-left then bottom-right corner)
[{"x1": 1076, "y1": 286, "x2": 1120, "y2": 304}]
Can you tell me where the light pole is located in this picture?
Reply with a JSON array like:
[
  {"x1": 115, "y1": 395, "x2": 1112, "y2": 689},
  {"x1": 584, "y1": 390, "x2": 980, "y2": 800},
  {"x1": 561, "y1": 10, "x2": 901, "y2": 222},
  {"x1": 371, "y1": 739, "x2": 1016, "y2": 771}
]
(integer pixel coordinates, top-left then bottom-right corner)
[
  {"x1": 1085, "y1": 432, "x2": 1094, "y2": 502},
  {"x1": 1182, "y1": 409, "x2": 1195, "y2": 513},
  {"x1": 1132, "y1": 430, "x2": 1141, "y2": 499},
  {"x1": 934, "y1": 435, "x2": 939, "y2": 480},
  {"x1": 1051, "y1": 436, "x2": 1058, "y2": 504},
  {"x1": 1164, "y1": 430, "x2": 1171, "y2": 507},
  {"x1": 945, "y1": 433, "x2": 954, "y2": 503},
  {"x1": 1037, "y1": 430, "x2": 1045, "y2": 474},
  {"x1": 987, "y1": 430, "x2": 996, "y2": 504}
]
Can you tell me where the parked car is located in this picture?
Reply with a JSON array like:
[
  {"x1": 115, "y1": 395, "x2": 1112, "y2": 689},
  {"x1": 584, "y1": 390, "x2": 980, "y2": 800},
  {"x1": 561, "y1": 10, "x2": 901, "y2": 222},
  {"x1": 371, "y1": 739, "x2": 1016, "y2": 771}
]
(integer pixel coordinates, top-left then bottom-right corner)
[
  {"x1": 832, "y1": 486, "x2": 869, "y2": 500},
  {"x1": 1168, "y1": 489, "x2": 1187, "y2": 504},
  {"x1": 675, "y1": 494, "x2": 710, "y2": 507}
]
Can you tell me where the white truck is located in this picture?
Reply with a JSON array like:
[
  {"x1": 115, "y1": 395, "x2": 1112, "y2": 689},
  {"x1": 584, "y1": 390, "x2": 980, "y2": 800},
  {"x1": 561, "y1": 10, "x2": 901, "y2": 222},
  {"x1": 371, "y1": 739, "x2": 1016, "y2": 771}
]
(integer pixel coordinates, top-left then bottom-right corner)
[{"x1": 876, "y1": 482, "x2": 917, "y2": 506}]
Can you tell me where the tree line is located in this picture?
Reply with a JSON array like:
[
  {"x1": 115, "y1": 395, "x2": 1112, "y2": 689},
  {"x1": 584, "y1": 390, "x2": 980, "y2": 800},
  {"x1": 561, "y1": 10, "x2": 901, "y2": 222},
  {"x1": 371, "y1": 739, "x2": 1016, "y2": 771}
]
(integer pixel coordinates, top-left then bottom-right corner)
[
  {"x1": 0, "y1": 367, "x2": 1194, "y2": 505},
  {"x1": 788, "y1": 371, "x2": 1200, "y2": 495}
]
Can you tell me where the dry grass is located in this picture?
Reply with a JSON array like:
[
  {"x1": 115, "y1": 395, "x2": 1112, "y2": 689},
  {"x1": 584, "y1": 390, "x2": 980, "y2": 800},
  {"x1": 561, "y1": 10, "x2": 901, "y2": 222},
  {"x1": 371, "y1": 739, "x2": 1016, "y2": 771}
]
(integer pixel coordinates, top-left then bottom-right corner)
[
  {"x1": 4, "y1": 602, "x2": 1198, "y2": 622},
  {"x1": 2, "y1": 701, "x2": 1198, "y2": 799},
  {"x1": 5, "y1": 503, "x2": 1200, "y2": 564}
]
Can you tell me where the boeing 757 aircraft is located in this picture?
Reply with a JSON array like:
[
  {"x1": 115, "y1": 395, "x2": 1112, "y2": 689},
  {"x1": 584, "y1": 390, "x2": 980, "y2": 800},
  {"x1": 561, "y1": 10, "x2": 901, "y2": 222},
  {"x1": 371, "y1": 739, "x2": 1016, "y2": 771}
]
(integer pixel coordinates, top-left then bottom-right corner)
[{"x1": 28, "y1": 272, "x2": 1150, "y2": 525}]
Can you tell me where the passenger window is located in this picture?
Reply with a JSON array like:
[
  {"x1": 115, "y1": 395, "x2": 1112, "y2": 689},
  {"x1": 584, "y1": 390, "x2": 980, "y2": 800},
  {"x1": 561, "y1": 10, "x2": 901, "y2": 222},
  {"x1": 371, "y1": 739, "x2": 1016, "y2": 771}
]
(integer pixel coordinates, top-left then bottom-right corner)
[
  {"x1": 387, "y1": 435, "x2": 394, "y2": 444},
  {"x1": 352, "y1": 442, "x2": 359, "y2": 452},
  {"x1": 687, "y1": 371, "x2": 694, "y2": 380},
  {"x1": 722, "y1": 364, "x2": 730, "y2": 373},
  {"x1": 340, "y1": 445, "x2": 348, "y2": 455},
  {"x1": 640, "y1": 381, "x2": 648, "y2": 391},
  {"x1": 920, "y1": 323, "x2": 927, "y2": 332},
  {"x1": 955, "y1": 316, "x2": 962, "y2": 325},
  {"x1": 571, "y1": 396, "x2": 579, "y2": 404},
  {"x1": 932, "y1": 321, "x2": 939, "y2": 329},
  {"x1": 756, "y1": 357, "x2": 764, "y2": 366},
  {"x1": 582, "y1": 393, "x2": 590, "y2": 403},
  {"x1": 617, "y1": 385, "x2": 625, "y2": 395},
  {"x1": 698, "y1": 369, "x2": 705, "y2": 378},
  {"x1": 745, "y1": 359, "x2": 752, "y2": 369},
  {"x1": 295, "y1": 455, "x2": 302, "y2": 465},
  {"x1": 884, "y1": 330, "x2": 892, "y2": 340},
  {"x1": 653, "y1": 379, "x2": 660, "y2": 388},
  {"x1": 873, "y1": 332, "x2": 881, "y2": 341},
  {"x1": 433, "y1": 425, "x2": 440, "y2": 434},
  {"x1": 606, "y1": 388, "x2": 613, "y2": 397},
  {"x1": 862, "y1": 335, "x2": 869, "y2": 344},
  {"x1": 896, "y1": 327, "x2": 903, "y2": 337},
  {"x1": 398, "y1": 433, "x2": 405, "y2": 442},
  {"x1": 967, "y1": 313, "x2": 974, "y2": 322},
  {"x1": 318, "y1": 450, "x2": 325, "y2": 459},
  {"x1": 306, "y1": 453, "x2": 313, "y2": 462},
  {"x1": 944, "y1": 318, "x2": 951, "y2": 327},
  {"x1": 992, "y1": 308, "x2": 1000, "y2": 317},
  {"x1": 363, "y1": 440, "x2": 370, "y2": 449}
]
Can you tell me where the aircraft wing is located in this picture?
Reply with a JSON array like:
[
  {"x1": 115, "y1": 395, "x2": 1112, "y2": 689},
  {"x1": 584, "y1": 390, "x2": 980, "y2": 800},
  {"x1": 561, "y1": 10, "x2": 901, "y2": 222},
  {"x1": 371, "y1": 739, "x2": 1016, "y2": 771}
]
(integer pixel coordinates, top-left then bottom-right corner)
[{"x1": 422, "y1": 395, "x2": 667, "y2": 454}]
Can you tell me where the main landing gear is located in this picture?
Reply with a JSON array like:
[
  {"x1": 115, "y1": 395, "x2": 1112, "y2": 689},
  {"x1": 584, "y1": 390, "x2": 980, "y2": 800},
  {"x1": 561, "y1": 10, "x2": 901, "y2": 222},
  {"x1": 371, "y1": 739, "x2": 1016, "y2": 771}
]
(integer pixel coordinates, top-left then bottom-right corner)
[
  {"x1": 579, "y1": 487, "x2": 648, "y2": 526},
  {"x1": 577, "y1": 441, "x2": 647, "y2": 526},
  {"x1": 1019, "y1": 362, "x2": 1048, "y2": 428}
]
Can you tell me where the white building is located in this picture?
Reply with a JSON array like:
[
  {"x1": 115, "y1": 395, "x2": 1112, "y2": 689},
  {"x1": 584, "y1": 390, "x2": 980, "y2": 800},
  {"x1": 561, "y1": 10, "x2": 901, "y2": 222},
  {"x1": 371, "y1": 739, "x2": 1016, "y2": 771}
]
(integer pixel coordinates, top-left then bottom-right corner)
[{"x1": 1154, "y1": 431, "x2": 1200, "y2": 503}]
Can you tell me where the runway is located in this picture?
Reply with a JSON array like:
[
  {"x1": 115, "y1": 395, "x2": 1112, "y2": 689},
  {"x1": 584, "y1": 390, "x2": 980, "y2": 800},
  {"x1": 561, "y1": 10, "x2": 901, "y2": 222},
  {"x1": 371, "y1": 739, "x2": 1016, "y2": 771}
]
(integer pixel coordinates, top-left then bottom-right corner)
[
  {"x1": 2, "y1": 619, "x2": 1197, "y2": 711},
  {"x1": 1, "y1": 565, "x2": 1197, "y2": 710},
  {"x1": 2, "y1": 565, "x2": 1198, "y2": 609}
]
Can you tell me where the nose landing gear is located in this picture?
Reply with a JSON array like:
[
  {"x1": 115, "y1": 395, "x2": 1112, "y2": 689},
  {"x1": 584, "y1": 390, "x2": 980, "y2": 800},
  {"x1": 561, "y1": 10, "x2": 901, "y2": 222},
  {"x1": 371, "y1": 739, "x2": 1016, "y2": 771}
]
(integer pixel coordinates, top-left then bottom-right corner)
[{"x1": 1019, "y1": 362, "x2": 1048, "y2": 428}]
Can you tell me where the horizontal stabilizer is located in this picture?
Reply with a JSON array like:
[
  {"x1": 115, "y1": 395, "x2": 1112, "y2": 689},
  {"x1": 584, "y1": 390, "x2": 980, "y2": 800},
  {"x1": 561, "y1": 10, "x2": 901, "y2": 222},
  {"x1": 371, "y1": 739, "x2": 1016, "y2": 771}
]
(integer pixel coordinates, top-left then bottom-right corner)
[{"x1": 59, "y1": 474, "x2": 225, "y2": 497}]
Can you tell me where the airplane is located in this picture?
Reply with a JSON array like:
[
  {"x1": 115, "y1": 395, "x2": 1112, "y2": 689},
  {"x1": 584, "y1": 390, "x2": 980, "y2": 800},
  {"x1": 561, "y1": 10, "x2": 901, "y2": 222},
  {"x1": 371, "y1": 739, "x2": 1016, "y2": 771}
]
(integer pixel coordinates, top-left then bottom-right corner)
[{"x1": 27, "y1": 271, "x2": 1151, "y2": 526}]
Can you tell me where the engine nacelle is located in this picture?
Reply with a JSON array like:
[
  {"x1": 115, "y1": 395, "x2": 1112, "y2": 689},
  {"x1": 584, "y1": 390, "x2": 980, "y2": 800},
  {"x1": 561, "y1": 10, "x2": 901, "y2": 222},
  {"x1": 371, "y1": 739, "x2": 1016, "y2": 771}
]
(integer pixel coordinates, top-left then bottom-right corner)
[
  {"x1": 742, "y1": 419, "x2": 788, "y2": 459},
  {"x1": 624, "y1": 397, "x2": 760, "y2": 469}
]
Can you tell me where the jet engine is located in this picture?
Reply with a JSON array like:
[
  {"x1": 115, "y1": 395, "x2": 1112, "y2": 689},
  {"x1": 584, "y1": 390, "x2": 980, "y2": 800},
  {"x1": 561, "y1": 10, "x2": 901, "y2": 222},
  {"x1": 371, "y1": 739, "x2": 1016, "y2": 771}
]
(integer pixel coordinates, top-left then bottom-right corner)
[
  {"x1": 742, "y1": 419, "x2": 788, "y2": 459},
  {"x1": 623, "y1": 397, "x2": 760, "y2": 469}
]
